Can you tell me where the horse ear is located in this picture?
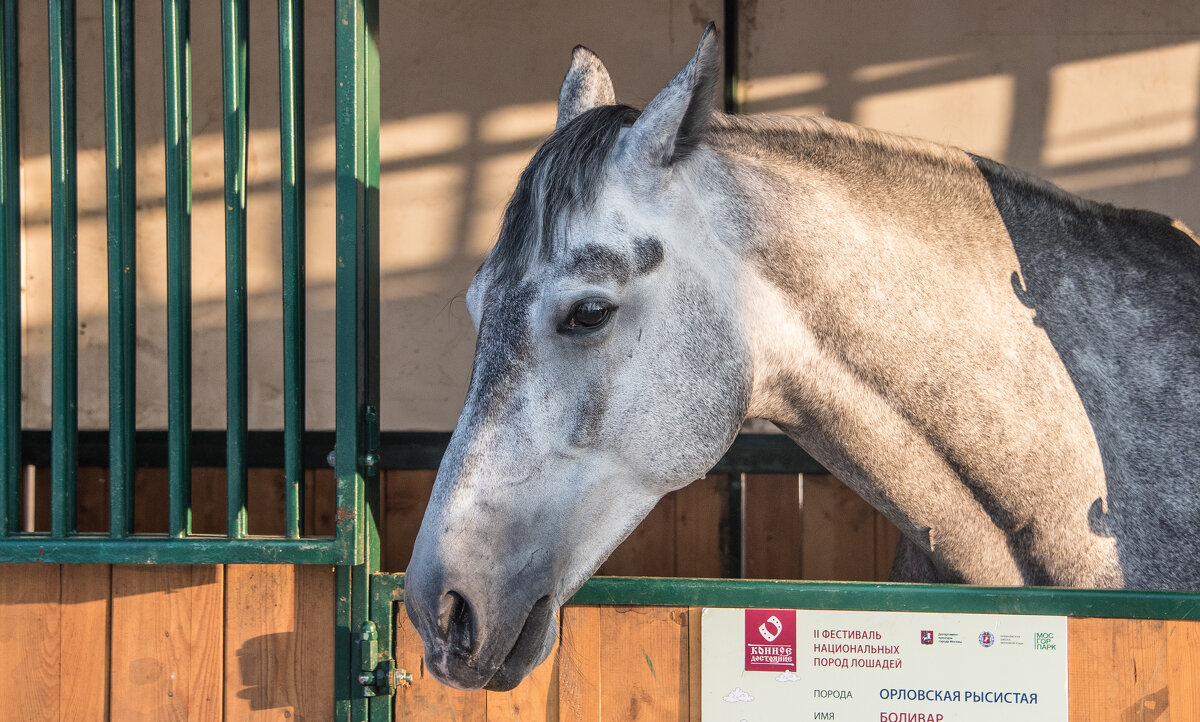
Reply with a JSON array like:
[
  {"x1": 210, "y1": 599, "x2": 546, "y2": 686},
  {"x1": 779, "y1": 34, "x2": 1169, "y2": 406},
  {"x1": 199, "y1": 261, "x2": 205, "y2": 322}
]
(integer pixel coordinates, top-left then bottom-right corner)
[
  {"x1": 620, "y1": 23, "x2": 720, "y2": 167},
  {"x1": 557, "y1": 46, "x2": 616, "y2": 130}
]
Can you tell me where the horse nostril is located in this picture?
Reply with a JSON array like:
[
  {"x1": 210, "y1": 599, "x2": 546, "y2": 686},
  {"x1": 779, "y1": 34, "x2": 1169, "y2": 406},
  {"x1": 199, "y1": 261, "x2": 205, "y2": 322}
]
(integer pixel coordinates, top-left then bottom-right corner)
[{"x1": 437, "y1": 590, "x2": 472, "y2": 649}]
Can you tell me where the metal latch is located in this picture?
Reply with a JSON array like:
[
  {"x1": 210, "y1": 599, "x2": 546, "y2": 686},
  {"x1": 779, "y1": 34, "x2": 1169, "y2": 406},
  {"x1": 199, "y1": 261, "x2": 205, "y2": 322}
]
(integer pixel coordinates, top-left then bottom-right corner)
[
  {"x1": 356, "y1": 621, "x2": 412, "y2": 697},
  {"x1": 324, "y1": 404, "x2": 381, "y2": 476}
]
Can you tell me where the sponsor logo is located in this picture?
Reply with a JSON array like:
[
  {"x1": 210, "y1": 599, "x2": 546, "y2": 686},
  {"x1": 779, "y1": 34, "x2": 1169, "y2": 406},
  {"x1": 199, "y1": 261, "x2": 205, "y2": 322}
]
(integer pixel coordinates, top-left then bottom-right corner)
[
  {"x1": 978, "y1": 631, "x2": 995, "y2": 648},
  {"x1": 745, "y1": 609, "x2": 796, "y2": 671},
  {"x1": 1034, "y1": 632, "x2": 1057, "y2": 650},
  {"x1": 920, "y1": 630, "x2": 934, "y2": 645}
]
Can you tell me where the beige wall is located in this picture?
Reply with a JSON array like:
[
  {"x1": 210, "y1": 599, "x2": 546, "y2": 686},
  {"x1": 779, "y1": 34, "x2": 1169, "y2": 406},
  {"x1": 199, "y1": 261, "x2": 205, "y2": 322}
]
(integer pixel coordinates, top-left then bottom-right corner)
[
  {"x1": 15, "y1": 1, "x2": 1198, "y2": 431},
  {"x1": 738, "y1": 0, "x2": 1199, "y2": 226}
]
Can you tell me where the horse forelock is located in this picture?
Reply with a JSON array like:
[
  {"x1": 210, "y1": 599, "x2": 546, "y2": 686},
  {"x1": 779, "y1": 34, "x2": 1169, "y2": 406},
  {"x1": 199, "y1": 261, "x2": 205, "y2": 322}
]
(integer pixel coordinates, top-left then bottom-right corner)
[{"x1": 491, "y1": 104, "x2": 642, "y2": 282}]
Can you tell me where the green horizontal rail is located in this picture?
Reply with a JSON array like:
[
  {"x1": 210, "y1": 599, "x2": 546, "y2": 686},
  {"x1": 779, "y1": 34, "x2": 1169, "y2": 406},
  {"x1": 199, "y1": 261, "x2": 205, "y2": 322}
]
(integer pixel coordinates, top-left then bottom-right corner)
[
  {"x1": 18, "y1": 431, "x2": 826, "y2": 474},
  {"x1": 372, "y1": 574, "x2": 1200, "y2": 622},
  {"x1": 0, "y1": 535, "x2": 352, "y2": 565}
]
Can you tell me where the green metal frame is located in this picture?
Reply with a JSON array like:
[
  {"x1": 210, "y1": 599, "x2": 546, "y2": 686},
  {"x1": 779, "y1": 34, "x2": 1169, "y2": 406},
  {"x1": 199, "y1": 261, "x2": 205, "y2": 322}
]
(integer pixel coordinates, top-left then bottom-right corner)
[
  {"x1": 359, "y1": 573, "x2": 1200, "y2": 720},
  {"x1": 0, "y1": 0, "x2": 371, "y2": 567},
  {"x1": 370, "y1": 574, "x2": 1200, "y2": 623},
  {"x1": 0, "y1": 0, "x2": 379, "y2": 715}
]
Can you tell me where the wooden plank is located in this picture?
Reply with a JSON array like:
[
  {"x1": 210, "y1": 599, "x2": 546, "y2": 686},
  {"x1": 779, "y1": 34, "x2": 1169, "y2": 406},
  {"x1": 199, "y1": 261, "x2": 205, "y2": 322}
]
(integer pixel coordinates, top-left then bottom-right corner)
[
  {"x1": 133, "y1": 467, "x2": 168, "y2": 534},
  {"x1": 599, "y1": 493, "x2": 676, "y2": 577},
  {"x1": 559, "y1": 605, "x2": 601, "y2": 722},
  {"x1": 874, "y1": 510, "x2": 903, "y2": 581},
  {"x1": 1167, "y1": 620, "x2": 1200, "y2": 721},
  {"x1": 224, "y1": 564, "x2": 335, "y2": 720},
  {"x1": 191, "y1": 468, "x2": 227, "y2": 536},
  {"x1": 306, "y1": 468, "x2": 337, "y2": 537},
  {"x1": 674, "y1": 475, "x2": 729, "y2": 578},
  {"x1": 59, "y1": 565, "x2": 110, "y2": 721},
  {"x1": 111, "y1": 565, "x2": 224, "y2": 721},
  {"x1": 186, "y1": 566, "x2": 225, "y2": 720},
  {"x1": 32, "y1": 465, "x2": 50, "y2": 532},
  {"x1": 801, "y1": 473, "x2": 876, "y2": 581},
  {"x1": 485, "y1": 612, "x2": 561, "y2": 720},
  {"x1": 392, "y1": 603, "x2": 487, "y2": 721},
  {"x1": 688, "y1": 607, "x2": 703, "y2": 722},
  {"x1": 598, "y1": 606, "x2": 689, "y2": 721},
  {"x1": 246, "y1": 468, "x2": 286, "y2": 536},
  {"x1": 1069, "y1": 617, "x2": 1168, "y2": 721},
  {"x1": 294, "y1": 565, "x2": 337, "y2": 716},
  {"x1": 743, "y1": 473, "x2": 803, "y2": 579},
  {"x1": 0, "y1": 565, "x2": 60, "y2": 721},
  {"x1": 76, "y1": 466, "x2": 109, "y2": 533},
  {"x1": 382, "y1": 469, "x2": 435, "y2": 572}
]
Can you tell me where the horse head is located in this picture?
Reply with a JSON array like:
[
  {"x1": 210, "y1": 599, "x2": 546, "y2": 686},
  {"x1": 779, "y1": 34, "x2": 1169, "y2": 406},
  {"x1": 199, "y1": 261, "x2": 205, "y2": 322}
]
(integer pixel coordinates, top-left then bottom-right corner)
[{"x1": 404, "y1": 25, "x2": 752, "y2": 690}]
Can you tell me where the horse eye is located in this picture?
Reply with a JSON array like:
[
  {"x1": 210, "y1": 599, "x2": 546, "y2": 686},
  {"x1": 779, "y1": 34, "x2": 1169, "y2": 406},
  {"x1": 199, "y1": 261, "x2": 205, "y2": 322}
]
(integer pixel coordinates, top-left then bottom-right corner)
[{"x1": 564, "y1": 300, "x2": 613, "y2": 331}]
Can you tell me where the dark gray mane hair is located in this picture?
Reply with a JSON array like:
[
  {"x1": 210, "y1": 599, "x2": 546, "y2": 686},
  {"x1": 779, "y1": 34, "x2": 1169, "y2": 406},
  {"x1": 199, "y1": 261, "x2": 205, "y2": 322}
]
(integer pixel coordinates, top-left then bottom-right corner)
[{"x1": 491, "y1": 104, "x2": 641, "y2": 281}]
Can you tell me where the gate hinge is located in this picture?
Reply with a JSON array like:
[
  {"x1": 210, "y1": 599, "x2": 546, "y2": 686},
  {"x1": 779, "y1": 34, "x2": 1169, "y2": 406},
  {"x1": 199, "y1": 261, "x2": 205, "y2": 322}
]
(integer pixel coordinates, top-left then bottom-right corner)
[
  {"x1": 356, "y1": 621, "x2": 412, "y2": 697},
  {"x1": 327, "y1": 405, "x2": 382, "y2": 476}
]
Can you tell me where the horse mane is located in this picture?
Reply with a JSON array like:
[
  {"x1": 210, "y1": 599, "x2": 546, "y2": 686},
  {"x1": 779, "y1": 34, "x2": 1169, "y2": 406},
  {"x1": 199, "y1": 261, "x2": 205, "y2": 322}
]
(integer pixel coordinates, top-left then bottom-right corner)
[
  {"x1": 706, "y1": 112, "x2": 1179, "y2": 230},
  {"x1": 492, "y1": 105, "x2": 1187, "y2": 282},
  {"x1": 492, "y1": 104, "x2": 641, "y2": 281}
]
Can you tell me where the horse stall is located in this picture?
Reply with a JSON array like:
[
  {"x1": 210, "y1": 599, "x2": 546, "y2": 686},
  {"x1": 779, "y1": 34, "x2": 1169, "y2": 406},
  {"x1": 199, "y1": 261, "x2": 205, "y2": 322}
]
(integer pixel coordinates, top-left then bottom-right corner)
[{"x1": 2, "y1": 1, "x2": 1199, "y2": 721}]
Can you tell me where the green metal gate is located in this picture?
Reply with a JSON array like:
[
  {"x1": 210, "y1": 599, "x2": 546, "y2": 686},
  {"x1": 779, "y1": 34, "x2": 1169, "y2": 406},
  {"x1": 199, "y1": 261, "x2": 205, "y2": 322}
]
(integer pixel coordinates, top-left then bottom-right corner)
[{"x1": 0, "y1": 1, "x2": 384, "y2": 719}]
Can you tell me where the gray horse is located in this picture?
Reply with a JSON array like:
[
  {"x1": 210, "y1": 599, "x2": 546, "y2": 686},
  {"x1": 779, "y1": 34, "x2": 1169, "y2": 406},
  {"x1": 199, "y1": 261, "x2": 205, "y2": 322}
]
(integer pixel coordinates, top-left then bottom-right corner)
[{"x1": 404, "y1": 25, "x2": 1200, "y2": 691}]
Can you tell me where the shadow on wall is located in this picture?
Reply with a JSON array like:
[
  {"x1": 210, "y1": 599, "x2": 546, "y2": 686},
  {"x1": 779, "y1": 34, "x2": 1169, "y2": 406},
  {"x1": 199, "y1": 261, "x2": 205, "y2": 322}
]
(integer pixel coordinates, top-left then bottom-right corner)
[
  {"x1": 739, "y1": 0, "x2": 1200, "y2": 232},
  {"x1": 14, "y1": 0, "x2": 1200, "y2": 432}
]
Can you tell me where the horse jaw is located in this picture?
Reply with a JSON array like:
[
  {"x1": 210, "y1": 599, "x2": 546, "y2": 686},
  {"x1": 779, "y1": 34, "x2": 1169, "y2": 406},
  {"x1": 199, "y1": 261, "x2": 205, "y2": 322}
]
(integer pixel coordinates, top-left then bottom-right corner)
[{"x1": 404, "y1": 429, "x2": 665, "y2": 689}]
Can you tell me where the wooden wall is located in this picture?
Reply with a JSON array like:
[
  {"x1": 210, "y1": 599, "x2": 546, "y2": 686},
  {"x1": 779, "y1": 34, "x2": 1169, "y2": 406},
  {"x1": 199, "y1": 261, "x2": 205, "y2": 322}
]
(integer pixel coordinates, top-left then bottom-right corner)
[
  {"x1": 0, "y1": 563, "x2": 333, "y2": 722},
  {"x1": 2, "y1": 564, "x2": 1196, "y2": 721},
  {"x1": 394, "y1": 605, "x2": 1200, "y2": 722},
  {"x1": 6, "y1": 470, "x2": 1199, "y2": 720}
]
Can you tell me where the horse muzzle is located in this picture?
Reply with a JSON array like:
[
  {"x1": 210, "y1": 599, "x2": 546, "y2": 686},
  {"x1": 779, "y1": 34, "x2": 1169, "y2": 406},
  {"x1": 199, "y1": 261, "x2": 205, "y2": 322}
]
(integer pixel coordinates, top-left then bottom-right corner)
[{"x1": 404, "y1": 556, "x2": 560, "y2": 690}]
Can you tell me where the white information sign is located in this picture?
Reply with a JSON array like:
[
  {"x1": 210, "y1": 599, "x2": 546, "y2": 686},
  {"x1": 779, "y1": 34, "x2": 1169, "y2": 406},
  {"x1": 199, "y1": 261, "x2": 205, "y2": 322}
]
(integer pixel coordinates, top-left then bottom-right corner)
[{"x1": 701, "y1": 607, "x2": 1067, "y2": 722}]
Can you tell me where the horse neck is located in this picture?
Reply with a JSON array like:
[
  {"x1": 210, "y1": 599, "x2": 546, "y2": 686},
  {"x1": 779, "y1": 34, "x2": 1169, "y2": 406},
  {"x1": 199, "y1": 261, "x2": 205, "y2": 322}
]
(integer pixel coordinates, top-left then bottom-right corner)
[{"x1": 703, "y1": 116, "x2": 1010, "y2": 417}]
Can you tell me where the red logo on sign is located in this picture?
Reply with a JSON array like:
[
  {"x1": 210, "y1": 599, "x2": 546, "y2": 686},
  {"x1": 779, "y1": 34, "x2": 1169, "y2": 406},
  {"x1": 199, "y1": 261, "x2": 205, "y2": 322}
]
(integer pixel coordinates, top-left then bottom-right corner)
[
  {"x1": 921, "y1": 630, "x2": 934, "y2": 645},
  {"x1": 745, "y1": 609, "x2": 796, "y2": 671}
]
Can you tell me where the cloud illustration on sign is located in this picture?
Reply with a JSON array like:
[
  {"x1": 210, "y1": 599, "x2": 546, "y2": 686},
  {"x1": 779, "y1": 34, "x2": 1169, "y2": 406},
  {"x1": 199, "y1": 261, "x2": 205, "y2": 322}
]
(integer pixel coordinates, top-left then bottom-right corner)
[
  {"x1": 775, "y1": 670, "x2": 802, "y2": 682},
  {"x1": 723, "y1": 687, "x2": 755, "y2": 703}
]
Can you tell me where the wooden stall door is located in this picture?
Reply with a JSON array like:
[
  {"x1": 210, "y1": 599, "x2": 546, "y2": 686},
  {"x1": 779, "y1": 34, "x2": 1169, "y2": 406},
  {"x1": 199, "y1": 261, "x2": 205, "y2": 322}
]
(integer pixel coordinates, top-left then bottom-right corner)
[{"x1": 0, "y1": 563, "x2": 334, "y2": 722}]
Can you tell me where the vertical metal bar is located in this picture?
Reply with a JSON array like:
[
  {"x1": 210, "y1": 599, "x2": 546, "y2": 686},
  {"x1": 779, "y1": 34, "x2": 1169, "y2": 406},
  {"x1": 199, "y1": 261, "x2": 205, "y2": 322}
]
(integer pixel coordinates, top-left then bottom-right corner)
[
  {"x1": 278, "y1": 0, "x2": 305, "y2": 540},
  {"x1": 0, "y1": 1, "x2": 21, "y2": 537},
  {"x1": 364, "y1": 0, "x2": 380, "y2": 467},
  {"x1": 49, "y1": 0, "x2": 78, "y2": 538},
  {"x1": 103, "y1": 0, "x2": 136, "y2": 538},
  {"x1": 221, "y1": 0, "x2": 249, "y2": 539},
  {"x1": 162, "y1": 0, "x2": 192, "y2": 537},
  {"x1": 333, "y1": 0, "x2": 366, "y2": 567},
  {"x1": 356, "y1": 0, "x2": 381, "y2": 711},
  {"x1": 335, "y1": 0, "x2": 377, "y2": 715},
  {"x1": 335, "y1": 564, "x2": 354, "y2": 717}
]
